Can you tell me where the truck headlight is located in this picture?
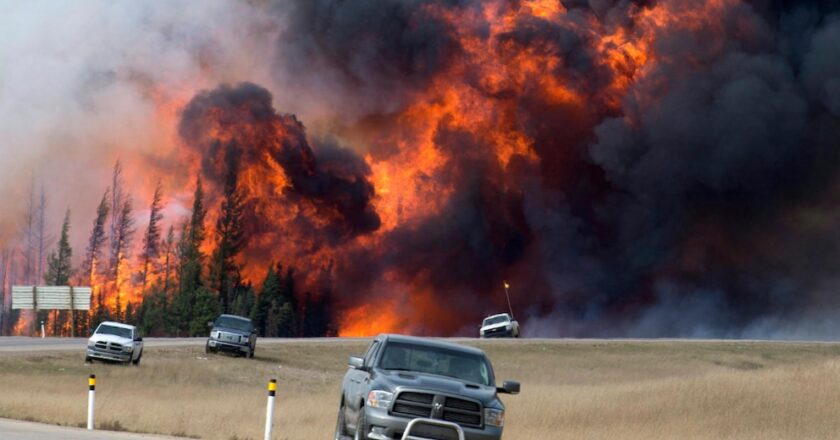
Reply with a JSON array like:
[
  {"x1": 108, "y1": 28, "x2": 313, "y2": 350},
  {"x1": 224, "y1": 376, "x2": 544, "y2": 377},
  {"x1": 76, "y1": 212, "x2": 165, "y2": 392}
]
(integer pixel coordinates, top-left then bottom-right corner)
[
  {"x1": 240, "y1": 335, "x2": 250, "y2": 344},
  {"x1": 211, "y1": 331, "x2": 220, "y2": 339},
  {"x1": 484, "y1": 408, "x2": 505, "y2": 427},
  {"x1": 123, "y1": 345, "x2": 134, "y2": 352},
  {"x1": 367, "y1": 390, "x2": 394, "y2": 409},
  {"x1": 87, "y1": 341, "x2": 95, "y2": 348},
  {"x1": 505, "y1": 324, "x2": 512, "y2": 330}
]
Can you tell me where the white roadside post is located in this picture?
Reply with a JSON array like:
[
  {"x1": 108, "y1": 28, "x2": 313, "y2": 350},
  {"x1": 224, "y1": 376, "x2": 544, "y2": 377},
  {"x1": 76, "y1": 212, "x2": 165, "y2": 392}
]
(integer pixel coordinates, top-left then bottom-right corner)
[
  {"x1": 87, "y1": 374, "x2": 96, "y2": 430},
  {"x1": 264, "y1": 378, "x2": 277, "y2": 440}
]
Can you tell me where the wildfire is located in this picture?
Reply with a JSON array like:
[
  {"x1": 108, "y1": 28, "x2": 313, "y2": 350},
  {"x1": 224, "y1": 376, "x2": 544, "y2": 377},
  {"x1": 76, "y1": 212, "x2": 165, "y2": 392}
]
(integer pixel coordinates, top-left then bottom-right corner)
[{"x1": 4, "y1": 0, "x2": 771, "y2": 337}]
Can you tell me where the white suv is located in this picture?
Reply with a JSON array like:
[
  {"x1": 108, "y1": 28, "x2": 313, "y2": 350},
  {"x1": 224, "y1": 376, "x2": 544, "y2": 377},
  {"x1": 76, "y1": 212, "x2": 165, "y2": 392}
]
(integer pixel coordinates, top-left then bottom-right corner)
[{"x1": 86, "y1": 321, "x2": 144, "y2": 365}]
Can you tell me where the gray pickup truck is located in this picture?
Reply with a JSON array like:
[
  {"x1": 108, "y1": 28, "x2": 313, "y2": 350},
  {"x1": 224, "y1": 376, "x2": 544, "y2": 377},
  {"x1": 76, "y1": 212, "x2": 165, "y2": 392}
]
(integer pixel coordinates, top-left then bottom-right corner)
[
  {"x1": 205, "y1": 314, "x2": 257, "y2": 358},
  {"x1": 335, "y1": 334, "x2": 520, "y2": 440}
]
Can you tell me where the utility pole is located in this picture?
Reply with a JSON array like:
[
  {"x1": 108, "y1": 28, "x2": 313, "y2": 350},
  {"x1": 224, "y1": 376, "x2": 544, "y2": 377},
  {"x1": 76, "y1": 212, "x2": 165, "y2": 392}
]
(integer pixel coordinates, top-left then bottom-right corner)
[{"x1": 503, "y1": 281, "x2": 514, "y2": 319}]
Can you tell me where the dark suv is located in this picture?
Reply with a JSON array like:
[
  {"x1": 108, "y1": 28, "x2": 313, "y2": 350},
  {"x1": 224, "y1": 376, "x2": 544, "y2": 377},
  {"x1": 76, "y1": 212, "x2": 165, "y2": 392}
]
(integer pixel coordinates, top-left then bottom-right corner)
[
  {"x1": 335, "y1": 334, "x2": 520, "y2": 440},
  {"x1": 205, "y1": 314, "x2": 257, "y2": 358}
]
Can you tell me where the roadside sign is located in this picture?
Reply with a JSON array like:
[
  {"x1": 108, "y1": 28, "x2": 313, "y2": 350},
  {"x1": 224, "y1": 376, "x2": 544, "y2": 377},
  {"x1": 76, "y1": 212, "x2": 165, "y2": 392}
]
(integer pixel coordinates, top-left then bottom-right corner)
[{"x1": 11, "y1": 286, "x2": 92, "y2": 311}]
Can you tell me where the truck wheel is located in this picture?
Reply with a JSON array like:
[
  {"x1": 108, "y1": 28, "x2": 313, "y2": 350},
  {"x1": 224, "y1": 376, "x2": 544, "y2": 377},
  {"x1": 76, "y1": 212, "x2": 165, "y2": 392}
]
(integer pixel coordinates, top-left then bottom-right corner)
[
  {"x1": 249, "y1": 345, "x2": 255, "y2": 358},
  {"x1": 244, "y1": 346, "x2": 252, "y2": 358},
  {"x1": 85, "y1": 356, "x2": 92, "y2": 364},
  {"x1": 334, "y1": 403, "x2": 348, "y2": 440},
  {"x1": 132, "y1": 350, "x2": 142, "y2": 365},
  {"x1": 205, "y1": 342, "x2": 213, "y2": 354},
  {"x1": 354, "y1": 407, "x2": 368, "y2": 440}
]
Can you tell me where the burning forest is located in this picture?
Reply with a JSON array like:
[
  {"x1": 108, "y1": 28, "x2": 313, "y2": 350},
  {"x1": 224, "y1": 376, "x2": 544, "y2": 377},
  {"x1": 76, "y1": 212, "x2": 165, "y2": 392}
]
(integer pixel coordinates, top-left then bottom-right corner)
[{"x1": 1, "y1": 0, "x2": 840, "y2": 338}]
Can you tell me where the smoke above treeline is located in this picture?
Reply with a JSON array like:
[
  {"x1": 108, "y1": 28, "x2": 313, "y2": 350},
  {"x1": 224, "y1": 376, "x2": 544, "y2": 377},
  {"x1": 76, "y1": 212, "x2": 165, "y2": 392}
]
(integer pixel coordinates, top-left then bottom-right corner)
[{"x1": 1, "y1": 0, "x2": 840, "y2": 338}]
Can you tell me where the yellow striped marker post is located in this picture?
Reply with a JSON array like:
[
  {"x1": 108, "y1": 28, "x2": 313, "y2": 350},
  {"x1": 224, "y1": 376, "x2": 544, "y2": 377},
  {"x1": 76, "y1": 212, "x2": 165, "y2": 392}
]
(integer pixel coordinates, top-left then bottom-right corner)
[
  {"x1": 264, "y1": 379, "x2": 277, "y2": 440},
  {"x1": 87, "y1": 374, "x2": 96, "y2": 430}
]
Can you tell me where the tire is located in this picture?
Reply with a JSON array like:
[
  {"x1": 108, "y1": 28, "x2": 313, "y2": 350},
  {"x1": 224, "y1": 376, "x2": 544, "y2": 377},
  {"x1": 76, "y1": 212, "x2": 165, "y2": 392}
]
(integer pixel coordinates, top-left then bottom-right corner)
[
  {"x1": 354, "y1": 407, "x2": 367, "y2": 440},
  {"x1": 205, "y1": 342, "x2": 212, "y2": 354},
  {"x1": 132, "y1": 350, "x2": 142, "y2": 365},
  {"x1": 244, "y1": 346, "x2": 252, "y2": 359},
  {"x1": 85, "y1": 356, "x2": 92, "y2": 363},
  {"x1": 334, "y1": 402, "x2": 348, "y2": 440},
  {"x1": 249, "y1": 344, "x2": 255, "y2": 359}
]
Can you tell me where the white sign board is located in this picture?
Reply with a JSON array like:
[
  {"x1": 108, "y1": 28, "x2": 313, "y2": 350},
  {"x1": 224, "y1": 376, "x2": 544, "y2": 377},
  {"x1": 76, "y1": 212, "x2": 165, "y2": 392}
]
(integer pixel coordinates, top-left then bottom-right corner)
[{"x1": 11, "y1": 286, "x2": 92, "y2": 311}]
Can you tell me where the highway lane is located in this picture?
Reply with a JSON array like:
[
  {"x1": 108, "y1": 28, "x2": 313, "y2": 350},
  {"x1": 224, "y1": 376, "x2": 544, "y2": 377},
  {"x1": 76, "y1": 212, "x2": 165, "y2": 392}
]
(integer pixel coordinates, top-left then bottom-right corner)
[
  {"x1": 0, "y1": 336, "x2": 364, "y2": 352},
  {"x1": 0, "y1": 418, "x2": 185, "y2": 440}
]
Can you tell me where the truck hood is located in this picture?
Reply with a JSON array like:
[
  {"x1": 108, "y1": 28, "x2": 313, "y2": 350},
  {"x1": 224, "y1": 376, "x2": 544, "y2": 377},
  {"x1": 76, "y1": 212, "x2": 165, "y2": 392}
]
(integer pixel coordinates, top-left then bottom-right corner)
[
  {"x1": 481, "y1": 322, "x2": 511, "y2": 332},
  {"x1": 375, "y1": 370, "x2": 498, "y2": 404},
  {"x1": 88, "y1": 333, "x2": 131, "y2": 344},
  {"x1": 212, "y1": 326, "x2": 249, "y2": 336}
]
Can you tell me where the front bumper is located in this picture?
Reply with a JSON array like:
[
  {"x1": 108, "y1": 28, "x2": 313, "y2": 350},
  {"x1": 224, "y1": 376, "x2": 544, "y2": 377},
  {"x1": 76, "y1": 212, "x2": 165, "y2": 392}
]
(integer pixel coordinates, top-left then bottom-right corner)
[
  {"x1": 480, "y1": 328, "x2": 514, "y2": 338},
  {"x1": 207, "y1": 338, "x2": 249, "y2": 353},
  {"x1": 87, "y1": 347, "x2": 132, "y2": 362},
  {"x1": 364, "y1": 406, "x2": 503, "y2": 440}
]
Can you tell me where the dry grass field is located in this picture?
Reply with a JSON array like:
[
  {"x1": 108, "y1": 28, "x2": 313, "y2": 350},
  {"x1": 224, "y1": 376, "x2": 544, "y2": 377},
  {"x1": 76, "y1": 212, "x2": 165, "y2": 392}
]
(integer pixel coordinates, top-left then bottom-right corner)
[{"x1": 1, "y1": 339, "x2": 840, "y2": 439}]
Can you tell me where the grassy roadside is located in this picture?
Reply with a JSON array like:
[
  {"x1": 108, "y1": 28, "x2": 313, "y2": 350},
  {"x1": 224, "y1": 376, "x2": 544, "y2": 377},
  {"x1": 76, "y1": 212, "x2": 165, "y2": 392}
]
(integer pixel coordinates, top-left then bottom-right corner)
[{"x1": 1, "y1": 339, "x2": 840, "y2": 439}]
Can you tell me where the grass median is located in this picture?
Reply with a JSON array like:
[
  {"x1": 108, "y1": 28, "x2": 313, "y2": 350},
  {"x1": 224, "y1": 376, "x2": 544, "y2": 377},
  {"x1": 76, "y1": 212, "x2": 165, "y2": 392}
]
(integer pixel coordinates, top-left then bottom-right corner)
[{"x1": 1, "y1": 339, "x2": 840, "y2": 439}]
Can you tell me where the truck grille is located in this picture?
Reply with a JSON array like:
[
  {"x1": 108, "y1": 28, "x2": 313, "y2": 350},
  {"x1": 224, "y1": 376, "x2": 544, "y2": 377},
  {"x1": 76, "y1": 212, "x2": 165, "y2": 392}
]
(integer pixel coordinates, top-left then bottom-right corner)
[
  {"x1": 219, "y1": 332, "x2": 241, "y2": 343},
  {"x1": 391, "y1": 391, "x2": 483, "y2": 429},
  {"x1": 483, "y1": 326, "x2": 507, "y2": 336},
  {"x1": 94, "y1": 341, "x2": 123, "y2": 352}
]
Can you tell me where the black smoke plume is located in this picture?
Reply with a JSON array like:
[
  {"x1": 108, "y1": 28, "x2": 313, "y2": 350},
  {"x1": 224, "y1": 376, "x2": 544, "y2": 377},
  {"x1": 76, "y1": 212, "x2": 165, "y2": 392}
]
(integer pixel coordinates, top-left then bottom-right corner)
[
  {"x1": 266, "y1": 0, "x2": 840, "y2": 337},
  {"x1": 179, "y1": 82, "x2": 381, "y2": 244}
]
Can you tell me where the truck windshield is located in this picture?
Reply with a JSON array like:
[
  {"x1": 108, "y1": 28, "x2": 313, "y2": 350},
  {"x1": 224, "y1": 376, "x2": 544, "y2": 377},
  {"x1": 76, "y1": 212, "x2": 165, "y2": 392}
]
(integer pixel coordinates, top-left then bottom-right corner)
[
  {"x1": 483, "y1": 316, "x2": 508, "y2": 326},
  {"x1": 379, "y1": 342, "x2": 492, "y2": 386},
  {"x1": 96, "y1": 325, "x2": 132, "y2": 339},
  {"x1": 215, "y1": 316, "x2": 252, "y2": 332}
]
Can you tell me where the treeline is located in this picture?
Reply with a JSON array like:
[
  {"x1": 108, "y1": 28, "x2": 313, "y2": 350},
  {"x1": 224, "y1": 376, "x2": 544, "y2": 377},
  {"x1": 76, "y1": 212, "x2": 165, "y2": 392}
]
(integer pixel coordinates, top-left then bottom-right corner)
[{"x1": 0, "y1": 160, "x2": 336, "y2": 337}]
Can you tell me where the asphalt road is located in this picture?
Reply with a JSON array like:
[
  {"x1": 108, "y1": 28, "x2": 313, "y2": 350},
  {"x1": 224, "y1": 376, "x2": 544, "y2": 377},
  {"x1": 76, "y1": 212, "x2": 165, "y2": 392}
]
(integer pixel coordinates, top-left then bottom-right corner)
[
  {"x1": 0, "y1": 418, "x2": 184, "y2": 440},
  {"x1": 0, "y1": 336, "x2": 200, "y2": 352},
  {"x1": 0, "y1": 336, "x2": 362, "y2": 353}
]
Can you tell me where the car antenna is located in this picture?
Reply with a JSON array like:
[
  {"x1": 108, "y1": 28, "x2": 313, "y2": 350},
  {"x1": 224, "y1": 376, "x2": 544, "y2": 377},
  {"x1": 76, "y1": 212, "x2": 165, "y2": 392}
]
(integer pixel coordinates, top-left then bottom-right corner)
[{"x1": 503, "y1": 281, "x2": 515, "y2": 319}]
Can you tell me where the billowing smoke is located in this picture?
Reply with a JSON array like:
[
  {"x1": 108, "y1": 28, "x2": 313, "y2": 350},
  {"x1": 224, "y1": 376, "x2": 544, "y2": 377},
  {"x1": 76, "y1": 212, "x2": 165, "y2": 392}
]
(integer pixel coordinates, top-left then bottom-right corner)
[
  {"x1": 3, "y1": 0, "x2": 840, "y2": 338},
  {"x1": 179, "y1": 82, "x2": 380, "y2": 245}
]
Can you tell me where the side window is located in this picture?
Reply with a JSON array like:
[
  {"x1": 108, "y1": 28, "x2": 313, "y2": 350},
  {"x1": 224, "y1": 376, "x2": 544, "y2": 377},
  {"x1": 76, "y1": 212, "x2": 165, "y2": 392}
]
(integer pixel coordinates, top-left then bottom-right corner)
[{"x1": 364, "y1": 341, "x2": 381, "y2": 367}]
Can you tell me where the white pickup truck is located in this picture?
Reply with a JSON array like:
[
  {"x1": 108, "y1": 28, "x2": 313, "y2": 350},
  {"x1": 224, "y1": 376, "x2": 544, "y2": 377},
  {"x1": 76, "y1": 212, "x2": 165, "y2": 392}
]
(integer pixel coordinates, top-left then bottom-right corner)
[
  {"x1": 479, "y1": 313, "x2": 521, "y2": 338},
  {"x1": 85, "y1": 321, "x2": 144, "y2": 365}
]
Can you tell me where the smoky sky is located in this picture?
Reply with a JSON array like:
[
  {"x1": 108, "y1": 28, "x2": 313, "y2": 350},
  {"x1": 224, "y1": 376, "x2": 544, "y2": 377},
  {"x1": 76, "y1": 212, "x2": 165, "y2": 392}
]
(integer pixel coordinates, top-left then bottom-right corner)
[{"x1": 3, "y1": 0, "x2": 840, "y2": 338}]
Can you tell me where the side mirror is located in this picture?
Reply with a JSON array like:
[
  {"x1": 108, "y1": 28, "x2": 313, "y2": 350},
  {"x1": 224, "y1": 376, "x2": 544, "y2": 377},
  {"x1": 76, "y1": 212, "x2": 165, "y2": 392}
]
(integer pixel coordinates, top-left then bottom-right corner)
[
  {"x1": 348, "y1": 356, "x2": 365, "y2": 369},
  {"x1": 135, "y1": 336, "x2": 143, "y2": 342},
  {"x1": 497, "y1": 380, "x2": 520, "y2": 395},
  {"x1": 207, "y1": 321, "x2": 214, "y2": 328}
]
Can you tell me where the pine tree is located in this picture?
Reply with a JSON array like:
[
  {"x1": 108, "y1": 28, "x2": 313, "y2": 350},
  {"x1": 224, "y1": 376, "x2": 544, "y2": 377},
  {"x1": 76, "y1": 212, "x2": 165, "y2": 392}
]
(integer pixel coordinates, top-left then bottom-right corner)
[
  {"x1": 0, "y1": 248, "x2": 9, "y2": 335},
  {"x1": 110, "y1": 197, "x2": 135, "y2": 321},
  {"x1": 81, "y1": 189, "x2": 111, "y2": 334},
  {"x1": 140, "y1": 181, "x2": 164, "y2": 292},
  {"x1": 210, "y1": 150, "x2": 246, "y2": 313},
  {"x1": 44, "y1": 210, "x2": 74, "y2": 336},
  {"x1": 107, "y1": 161, "x2": 125, "y2": 267},
  {"x1": 35, "y1": 186, "x2": 49, "y2": 283},
  {"x1": 173, "y1": 176, "x2": 207, "y2": 335},
  {"x1": 161, "y1": 225, "x2": 176, "y2": 295},
  {"x1": 83, "y1": 190, "x2": 109, "y2": 320},
  {"x1": 45, "y1": 210, "x2": 74, "y2": 286},
  {"x1": 21, "y1": 181, "x2": 37, "y2": 285},
  {"x1": 251, "y1": 266, "x2": 280, "y2": 336},
  {"x1": 251, "y1": 264, "x2": 298, "y2": 338},
  {"x1": 179, "y1": 176, "x2": 206, "y2": 295}
]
